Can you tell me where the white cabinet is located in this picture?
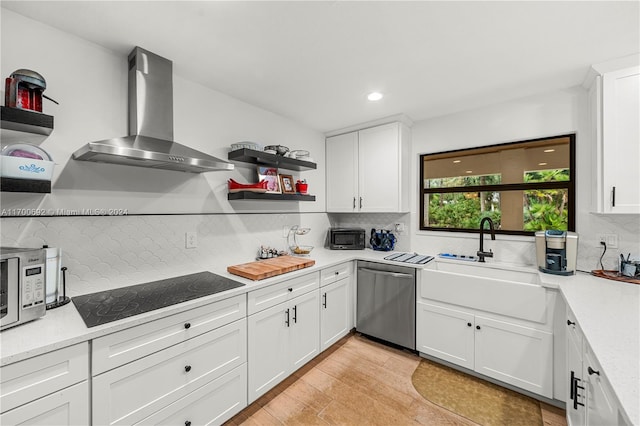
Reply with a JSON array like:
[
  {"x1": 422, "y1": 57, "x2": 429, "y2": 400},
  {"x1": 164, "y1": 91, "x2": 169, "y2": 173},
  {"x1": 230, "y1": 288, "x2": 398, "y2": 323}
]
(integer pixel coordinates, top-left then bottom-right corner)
[
  {"x1": 326, "y1": 122, "x2": 410, "y2": 213},
  {"x1": 320, "y1": 262, "x2": 353, "y2": 351},
  {"x1": 565, "y1": 304, "x2": 627, "y2": 426},
  {"x1": 91, "y1": 294, "x2": 247, "y2": 426},
  {"x1": 587, "y1": 55, "x2": 640, "y2": 214},
  {"x1": 416, "y1": 301, "x2": 553, "y2": 397},
  {"x1": 0, "y1": 343, "x2": 89, "y2": 426},
  {"x1": 247, "y1": 272, "x2": 320, "y2": 403}
]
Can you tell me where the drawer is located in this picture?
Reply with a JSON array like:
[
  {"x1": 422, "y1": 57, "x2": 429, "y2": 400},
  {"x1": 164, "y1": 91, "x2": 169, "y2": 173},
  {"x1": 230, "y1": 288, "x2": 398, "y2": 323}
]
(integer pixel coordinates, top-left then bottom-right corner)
[
  {"x1": 1, "y1": 342, "x2": 89, "y2": 413},
  {"x1": 93, "y1": 294, "x2": 245, "y2": 375},
  {"x1": 93, "y1": 318, "x2": 246, "y2": 426},
  {"x1": 248, "y1": 271, "x2": 319, "y2": 315},
  {"x1": 134, "y1": 364, "x2": 247, "y2": 426},
  {"x1": 320, "y1": 262, "x2": 352, "y2": 287},
  {"x1": 0, "y1": 381, "x2": 89, "y2": 426}
]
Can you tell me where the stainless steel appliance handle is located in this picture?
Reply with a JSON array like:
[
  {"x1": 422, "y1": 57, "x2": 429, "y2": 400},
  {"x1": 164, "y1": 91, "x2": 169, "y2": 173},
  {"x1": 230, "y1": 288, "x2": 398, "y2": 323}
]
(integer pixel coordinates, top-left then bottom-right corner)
[{"x1": 358, "y1": 267, "x2": 414, "y2": 279}]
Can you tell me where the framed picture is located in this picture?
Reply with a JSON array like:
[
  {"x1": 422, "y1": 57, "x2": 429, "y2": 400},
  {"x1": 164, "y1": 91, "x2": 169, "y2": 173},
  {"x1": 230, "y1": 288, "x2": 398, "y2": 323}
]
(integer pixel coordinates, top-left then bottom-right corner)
[
  {"x1": 257, "y1": 166, "x2": 280, "y2": 193},
  {"x1": 279, "y1": 174, "x2": 295, "y2": 193}
]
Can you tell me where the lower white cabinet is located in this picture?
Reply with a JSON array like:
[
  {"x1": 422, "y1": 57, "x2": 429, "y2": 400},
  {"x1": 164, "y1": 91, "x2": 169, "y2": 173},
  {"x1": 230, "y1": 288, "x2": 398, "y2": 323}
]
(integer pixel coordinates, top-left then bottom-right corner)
[
  {"x1": 0, "y1": 343, "x2": 89, "y2": 426},
  {"x1": 0, "y1": 381, "x2": 89, "y2": 426},
  {"x1": 417, "y1": 301, "x2": 553, "y2": 398},
  {"x1": 248, "y1": 289, "x2": 320, "y2": 403},
  {"x1": 93, "y1": 318, "x2": 246, "y2": 425},
  {"x1": 320, "y1": 262, "x2": 353, "y2": 351},
  {"x1": 134, "y1": 365, "x2": 247, "y2": 426}
]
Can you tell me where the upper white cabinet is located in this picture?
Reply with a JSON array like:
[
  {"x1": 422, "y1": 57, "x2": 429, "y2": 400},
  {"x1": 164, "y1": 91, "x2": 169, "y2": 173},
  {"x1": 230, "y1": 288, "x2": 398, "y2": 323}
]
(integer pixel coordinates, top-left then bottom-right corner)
[
  {"x1": 326, "y1": 122, "x2": 410, "y2": 213},
  {"x1": 587, "y1": 55, "x2": 640, "y2": 214}
]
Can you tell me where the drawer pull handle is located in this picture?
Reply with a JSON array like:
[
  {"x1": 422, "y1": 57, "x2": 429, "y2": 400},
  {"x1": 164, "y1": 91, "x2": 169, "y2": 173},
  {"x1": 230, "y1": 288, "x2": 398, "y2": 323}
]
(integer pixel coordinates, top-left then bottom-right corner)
[
  {"x1": 588, "y1": 367, "x2": 600, "y2": 376},
  {"x1": 567, "y1": 319, "x2": 575, "y2": 326},
  {"x1": 288, "y1": 288, "x2": 293, "y2": 292},
  {"x1": 184, "y1": 365, "x2": 192, "y2": 373},
  {"x1": 476, "y1": 325, "x2": 481, "y2": 330},
  {"x1": 184, "y1": 322, "x2": 191, "y2": 329},
  {"x1": 335, "y1": 271, "x2": 339, "y2": 275},
  {"x1": 185, "y1": 422, "x2": 191, "y2": 426},
  {"x1": 467, "y1": 322, "x2": 472, "y2": 327}
]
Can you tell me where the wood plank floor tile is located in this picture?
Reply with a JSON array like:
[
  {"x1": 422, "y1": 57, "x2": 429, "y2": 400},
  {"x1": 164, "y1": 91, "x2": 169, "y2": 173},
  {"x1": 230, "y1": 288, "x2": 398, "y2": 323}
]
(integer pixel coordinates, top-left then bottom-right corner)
[{"x1": 227, "y1": 335, "x2": 567, "y2": 426}]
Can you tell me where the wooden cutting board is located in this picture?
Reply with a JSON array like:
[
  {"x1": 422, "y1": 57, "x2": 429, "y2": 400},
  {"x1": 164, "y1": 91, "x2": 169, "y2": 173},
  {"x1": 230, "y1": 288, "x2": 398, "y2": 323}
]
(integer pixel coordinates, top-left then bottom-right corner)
[{"x1": 227, "y1": 256, "x2": 315, "y2": 281}]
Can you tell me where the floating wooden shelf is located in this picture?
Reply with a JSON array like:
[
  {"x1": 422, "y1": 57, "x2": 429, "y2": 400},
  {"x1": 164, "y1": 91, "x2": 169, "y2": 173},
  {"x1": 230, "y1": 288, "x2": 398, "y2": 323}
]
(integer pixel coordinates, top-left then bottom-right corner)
[
  {"x1": 228, "y1": 192, "x2": 315, "y2": 201},
  {"x1": 1, "y1": 106, "x2": 54, "y2": 136},
  {"x1": 228, "y1": 148, "x2": 316, "y2": 171},
  {"x1": 0, "y1": 177, "x2": 51, "y2": 193}
]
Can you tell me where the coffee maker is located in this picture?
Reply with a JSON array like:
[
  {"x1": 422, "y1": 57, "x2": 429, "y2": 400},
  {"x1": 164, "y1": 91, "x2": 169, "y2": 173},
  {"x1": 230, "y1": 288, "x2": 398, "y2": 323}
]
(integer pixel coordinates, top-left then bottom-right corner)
[
  {"x1": 535, "y1": 230, "x2": 578, "y2": 275},
  {"x1": 5, "y1": 69, "x2": 53, "y2": 112}
]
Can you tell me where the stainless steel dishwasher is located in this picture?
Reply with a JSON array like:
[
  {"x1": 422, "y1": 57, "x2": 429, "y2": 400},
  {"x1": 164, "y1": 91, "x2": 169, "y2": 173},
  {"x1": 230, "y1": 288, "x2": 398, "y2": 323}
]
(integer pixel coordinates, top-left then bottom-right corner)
[{"x1": 356, "y1": 260, "x2": 416, "y2": 350}]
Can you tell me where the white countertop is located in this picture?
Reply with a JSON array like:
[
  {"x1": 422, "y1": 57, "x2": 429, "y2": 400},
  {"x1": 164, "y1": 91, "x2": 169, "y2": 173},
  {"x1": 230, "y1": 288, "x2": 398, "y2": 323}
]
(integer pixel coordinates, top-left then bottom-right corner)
[{"x1": 1, "y1": 249, "x2": 638, "y2": 425}]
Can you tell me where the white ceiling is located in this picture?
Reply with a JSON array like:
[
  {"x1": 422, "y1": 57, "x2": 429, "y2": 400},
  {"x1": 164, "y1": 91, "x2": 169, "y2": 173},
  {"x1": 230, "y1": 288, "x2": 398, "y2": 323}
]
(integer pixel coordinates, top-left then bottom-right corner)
[{"x1": 2, "y1": 1, "x2": 639, "y2": 132}]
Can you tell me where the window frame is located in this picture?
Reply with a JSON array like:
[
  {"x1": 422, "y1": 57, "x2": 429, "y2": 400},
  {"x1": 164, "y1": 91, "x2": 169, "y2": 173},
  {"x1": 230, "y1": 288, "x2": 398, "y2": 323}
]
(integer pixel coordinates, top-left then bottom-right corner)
[{"x1": 419, "y1": 134, "x2": 576, "y2": 236}]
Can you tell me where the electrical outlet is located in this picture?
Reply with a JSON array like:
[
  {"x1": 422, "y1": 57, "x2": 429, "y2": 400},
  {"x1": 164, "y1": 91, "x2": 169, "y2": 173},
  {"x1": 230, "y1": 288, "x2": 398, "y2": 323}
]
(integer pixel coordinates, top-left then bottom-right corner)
[
  {"x1": 394, "y1": 223, "x2": 405, "y2": 233},
  {"x1": 597, "y1": 233, "x2": 618, "y2": 249},
  {"x1": 185, "y1": 232, "x2": 197, "y2": 249}
]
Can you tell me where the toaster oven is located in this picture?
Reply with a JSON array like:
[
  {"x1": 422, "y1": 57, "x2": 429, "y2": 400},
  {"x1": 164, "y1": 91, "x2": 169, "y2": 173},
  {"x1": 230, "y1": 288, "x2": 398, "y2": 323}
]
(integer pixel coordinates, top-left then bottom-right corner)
[
  {"x1": 328, "y1": 228, "x2": 366, "y2": 250},
  {"x1": 1, "y1": 247, "x2": 46, "y2": 330}
]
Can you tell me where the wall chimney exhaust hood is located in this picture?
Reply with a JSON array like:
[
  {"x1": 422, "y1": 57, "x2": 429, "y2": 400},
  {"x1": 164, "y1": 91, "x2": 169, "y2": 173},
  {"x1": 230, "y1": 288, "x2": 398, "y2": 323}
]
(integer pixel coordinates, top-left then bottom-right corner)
[{"x1": 73, "y1": 47, "x2": 234, "y2": 173}]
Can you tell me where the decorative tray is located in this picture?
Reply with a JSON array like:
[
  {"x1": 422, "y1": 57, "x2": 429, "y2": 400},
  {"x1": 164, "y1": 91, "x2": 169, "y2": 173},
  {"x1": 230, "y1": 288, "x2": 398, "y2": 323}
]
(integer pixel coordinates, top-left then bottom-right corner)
[{"x1": 590, "y1": 270, "x2": 640, "y2": 285}]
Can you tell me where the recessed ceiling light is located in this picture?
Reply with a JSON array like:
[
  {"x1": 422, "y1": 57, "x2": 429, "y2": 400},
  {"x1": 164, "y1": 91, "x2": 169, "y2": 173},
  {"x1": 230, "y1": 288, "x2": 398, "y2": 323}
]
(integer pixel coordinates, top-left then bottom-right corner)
[
  {"x1": 538, "y1": 162, "x2": 548, "y2": 166},
  {"x1": 543, "y1": 149, "x2": 555, "y2": 153},
  {"x1": 453, "y1": 160, "x2": 461, "y2": 163},
  {"x1": 465, "y1": 170, "x2": 473, "y2": 174},
  {"x1": 367, "y1": 92, "x2": 383, "y2": 101}
]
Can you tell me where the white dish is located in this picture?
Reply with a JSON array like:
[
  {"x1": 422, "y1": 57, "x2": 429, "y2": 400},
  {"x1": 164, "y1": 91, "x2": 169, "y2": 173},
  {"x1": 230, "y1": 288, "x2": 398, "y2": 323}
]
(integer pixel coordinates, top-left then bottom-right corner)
[{"x1": 1, "y1": 143, "x2": 52, "y2": 161}]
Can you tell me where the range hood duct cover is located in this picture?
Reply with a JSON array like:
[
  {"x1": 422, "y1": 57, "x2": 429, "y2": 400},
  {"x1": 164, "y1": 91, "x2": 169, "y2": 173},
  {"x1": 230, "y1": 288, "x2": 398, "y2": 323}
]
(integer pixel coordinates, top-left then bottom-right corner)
[{"x1": 73, "y1": 47, "x2": 233, "y2": 173}]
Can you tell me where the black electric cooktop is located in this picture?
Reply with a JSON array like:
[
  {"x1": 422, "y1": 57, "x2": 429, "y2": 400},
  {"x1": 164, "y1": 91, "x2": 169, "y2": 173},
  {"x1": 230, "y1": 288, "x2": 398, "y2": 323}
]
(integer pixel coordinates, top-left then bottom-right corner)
[{"x1": 72, "y1": 271, "x2": 244, "y2": 328}]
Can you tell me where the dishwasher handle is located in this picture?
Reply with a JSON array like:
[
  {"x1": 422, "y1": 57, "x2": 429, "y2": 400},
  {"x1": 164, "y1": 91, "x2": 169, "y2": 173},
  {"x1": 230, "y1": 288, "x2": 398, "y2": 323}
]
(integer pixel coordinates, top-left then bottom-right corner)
[{"x1": 358, "y1": 267, "x2": 414, "y2": 279}]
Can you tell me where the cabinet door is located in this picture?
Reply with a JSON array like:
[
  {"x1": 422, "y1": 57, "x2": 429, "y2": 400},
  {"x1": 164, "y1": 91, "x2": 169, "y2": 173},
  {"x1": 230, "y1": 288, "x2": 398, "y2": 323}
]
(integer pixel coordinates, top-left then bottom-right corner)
[
  {"x1": 134, "y1": 365, "x2": 247, "y2": 426},
  {"x1": 0, "y1": 381, "x2": 89, "y2": 426},
  {"x1": 247, "y1": 303, "x2": 289, "y2": 403},
  {"x1": 474, "y1": 316, "x2": 553, "y2": 398},
  {"x1": 320, "y1": 278, "x2": 351, "y2": 351},
  {"x1": 289, "y1": 290, "x2": 320, "y2": 371},
  {"x1": 602, "y1": 66, "x2": 640, "y2": 213},
  {"x1": 358, "y1": 123, "x2": 401, "y2": 212},
  {"x1": 584, "y1": 347, "x2": 619, "y2": 426},
  {"x1": 415, "y1": 302, "x2": 474, "y2": 370},
  {"x1": 566, "y1": 326, "x2": 586, "y2": 426},
  {"x1": 93, "y1": 319, "x2": 246, "y2": 426},
  {"x1": 326, "y1": 132, "x2": 358, "y2": 212}
]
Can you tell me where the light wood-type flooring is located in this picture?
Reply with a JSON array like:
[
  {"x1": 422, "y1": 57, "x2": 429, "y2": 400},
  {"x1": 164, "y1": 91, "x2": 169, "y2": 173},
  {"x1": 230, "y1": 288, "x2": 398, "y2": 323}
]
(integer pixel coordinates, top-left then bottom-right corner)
[{"x1": 226, "y1": 334, "x2": 567, "y2": 425}]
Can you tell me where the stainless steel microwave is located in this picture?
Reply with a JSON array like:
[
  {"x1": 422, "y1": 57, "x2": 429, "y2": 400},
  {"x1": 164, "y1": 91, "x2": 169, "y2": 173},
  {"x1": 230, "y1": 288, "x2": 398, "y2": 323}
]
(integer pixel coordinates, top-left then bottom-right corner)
[
  {"x1": 328, "y1": 228, "x2": 366, "y2": 250},
  {"x1": 1, "y1": 247, "x2": 47, "y2": 330}
]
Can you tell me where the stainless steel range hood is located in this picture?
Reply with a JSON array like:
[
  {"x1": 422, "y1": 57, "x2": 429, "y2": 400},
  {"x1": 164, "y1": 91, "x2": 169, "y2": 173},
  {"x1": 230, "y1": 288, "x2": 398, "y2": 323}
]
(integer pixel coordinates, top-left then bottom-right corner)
[{"x1": 73, "y1": 47, "x2": 234, "y2": 173}]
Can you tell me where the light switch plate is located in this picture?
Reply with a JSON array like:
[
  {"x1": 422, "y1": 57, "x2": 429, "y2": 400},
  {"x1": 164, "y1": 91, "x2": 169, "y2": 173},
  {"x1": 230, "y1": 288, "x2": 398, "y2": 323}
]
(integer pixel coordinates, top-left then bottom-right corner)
[{"x1": 185, "y1": 232, "x2": 197, "y2": 249}]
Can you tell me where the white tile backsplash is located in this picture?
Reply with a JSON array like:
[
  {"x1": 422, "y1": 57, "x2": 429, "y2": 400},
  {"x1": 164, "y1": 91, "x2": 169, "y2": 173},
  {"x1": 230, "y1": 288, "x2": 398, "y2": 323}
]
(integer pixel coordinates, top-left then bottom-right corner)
[{"x1": 0, "y1": 213, "x2": 330, "y2": 297}]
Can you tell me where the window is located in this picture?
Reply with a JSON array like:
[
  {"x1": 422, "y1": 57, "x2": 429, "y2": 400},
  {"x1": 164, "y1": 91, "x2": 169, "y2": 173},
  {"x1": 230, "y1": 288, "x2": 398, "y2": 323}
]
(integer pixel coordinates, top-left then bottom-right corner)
[{"x1": 420, "y1": 135, "x2": 575, "y2": 235}]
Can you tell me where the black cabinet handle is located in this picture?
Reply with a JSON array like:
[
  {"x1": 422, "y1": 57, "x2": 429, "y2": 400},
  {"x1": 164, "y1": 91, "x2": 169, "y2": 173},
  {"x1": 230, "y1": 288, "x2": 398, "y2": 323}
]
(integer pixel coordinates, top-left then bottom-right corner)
[
  {"x1": 570, "y1": 371, "x2": 575, "y2": 400},
  {"x1": 588, "y1": 366, "x2": 600, "y2": 376},
  {"x1": 285, "y1": 308, "x2": 290, "y2": 327},
  {"x1": 467, "y1": 322, "x2": 472, "y2": 327},
  {"x1": 184, "y1": 365, "x2": 192, "y2": 372},
  {"x1": 359, "y1": 197, "x2": 363, "y2": 209},
  {"x1": 353, "y1": 197, "x2": 356, "y2": 209},
  {"x1": 335, "y1": 271, "x2": 339, "y2": 275},
  {"x1": 184, "y1": 322, "x2": 191, "y2": 329},
  {"x1": 293, "y1": 305, "x2": 298, "y2": 323},
  {"x1": 612, "y1": 186, "x2": 616, "y2": 207},
  {"x1": 323, "y1": 293, "x2": 327, "y2": 308},
  {"x1": 185, "y1": 421, "x2": 191, "y2": 426},
  {"x1": 288, "y1": 288, "x2": 293, "y2": 292},
  {"x1": 476, "y1": 325, "x2": 481, "y2": 330},
  {"x1": 567, "y1": 319, "x2": 575, "y2": 326}
]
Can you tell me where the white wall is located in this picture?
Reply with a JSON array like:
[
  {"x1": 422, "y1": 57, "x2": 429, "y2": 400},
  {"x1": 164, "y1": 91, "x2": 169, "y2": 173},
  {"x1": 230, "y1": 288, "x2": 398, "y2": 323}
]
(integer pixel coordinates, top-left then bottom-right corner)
[
  {"x1": 410, "y1": 87, "x2": 639, "y2": 271},
  {"x1": 1, "y1": 8, "x2": 325, "y2": 215}
]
